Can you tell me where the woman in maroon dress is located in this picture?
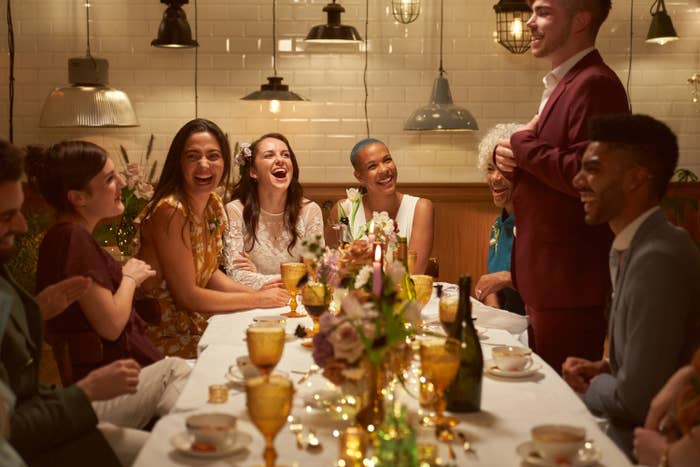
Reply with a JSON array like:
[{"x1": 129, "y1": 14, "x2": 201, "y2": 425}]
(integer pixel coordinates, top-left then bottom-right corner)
[{"x1": 26, "y1": 141, "x2": 163, "y2": 382}]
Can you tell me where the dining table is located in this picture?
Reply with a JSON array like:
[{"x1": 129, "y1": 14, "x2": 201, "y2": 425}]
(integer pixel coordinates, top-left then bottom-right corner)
[{"x1": 133, "y1": 287, "x2": 634, "y2": 467}]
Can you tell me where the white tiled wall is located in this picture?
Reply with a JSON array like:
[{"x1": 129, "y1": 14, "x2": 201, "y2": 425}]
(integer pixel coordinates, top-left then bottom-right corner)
[{"x1": 0, "y1": 0, "x2": 698, "y2": 183}]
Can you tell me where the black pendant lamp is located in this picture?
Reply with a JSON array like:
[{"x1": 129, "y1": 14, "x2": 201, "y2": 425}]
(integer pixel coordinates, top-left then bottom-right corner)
[
  {"x1": 152, "y1": 0, "x2": 199, "y2": 48},
  {"x1": 242, "y1": 0, "x2": 307, "y2": 111},
  {"x1": 404, "y1": 0, "x2": 478, "y2": 131},
  {"x1": 646, "y1": 0, "x2": 679, "y2": 45},
  {"x1": 493, "y1": 0, "x2": 532, "y2": 54},
  {"x1": 305, "y1": 0, "x2": 362, "y2": 43}
]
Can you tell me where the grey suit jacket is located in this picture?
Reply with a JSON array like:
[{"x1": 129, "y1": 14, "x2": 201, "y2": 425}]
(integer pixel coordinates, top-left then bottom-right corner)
[
  {"x1": 584, "y1": 210, "x2": 700, "y2": 452},
  {"x1": 0, "y1": 266, "x2": 120, "y2": 467}
]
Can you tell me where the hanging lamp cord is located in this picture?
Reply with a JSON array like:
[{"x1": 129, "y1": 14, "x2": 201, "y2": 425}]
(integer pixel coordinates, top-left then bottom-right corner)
[
  {"x1": 273, "y1": 0, "x2": 278, "y2": 76},
  {"x1": 363, "y1": 0, "x2": 370, "y2": 137},
  {"x1": 626, "y1": 0, "x2": 633, "y2": 112},
  {"x1": 194, "y1": 0, "x2": 199, "y2": 118},
  {"x1": 6, "y1": 0, "x2": 14, "y2": 142},
  {"x1": 438, "y1": 0, "x2": 444, "y2": 76}
]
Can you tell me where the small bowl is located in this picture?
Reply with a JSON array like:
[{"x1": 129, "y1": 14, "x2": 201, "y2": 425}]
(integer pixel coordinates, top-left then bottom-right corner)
[
  {"x1": 185, "y1": 413, "x2": 237, "y2": 449},
  {"x1": 531, "y1": 424, "x2": 586, "y2": 463}
]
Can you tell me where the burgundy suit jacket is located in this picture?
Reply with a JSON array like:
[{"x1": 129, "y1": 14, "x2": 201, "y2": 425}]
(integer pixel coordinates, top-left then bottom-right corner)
[{"x1": 507, "y1": 50, "x2": 629, "y2": 310}]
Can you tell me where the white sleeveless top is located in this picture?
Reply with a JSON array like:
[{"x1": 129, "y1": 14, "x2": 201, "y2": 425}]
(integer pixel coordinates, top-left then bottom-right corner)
[{"x1": 351, "y1": 194, "x2": 419, "y2": 242}]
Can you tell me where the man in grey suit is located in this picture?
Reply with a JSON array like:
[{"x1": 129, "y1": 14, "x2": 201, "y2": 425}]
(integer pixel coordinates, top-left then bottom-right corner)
[{"x1": 562, "y1": 114, "x2": 700, "y2": 459}]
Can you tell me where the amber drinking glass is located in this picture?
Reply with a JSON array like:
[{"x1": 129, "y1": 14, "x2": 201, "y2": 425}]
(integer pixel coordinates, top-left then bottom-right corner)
[
  {"x1": 280, "y1": 262, "x2": 307, "y2": 318},
  {"x1": 246, "y1": 323, "x2": 285, "y2": 377},
  {"x1": 439, "y1": 291, "x2": 459, "y2": 337},
  {"x1": 412, "y1": 274, "x2": 433, "y2": 308},
  {"x1": 420, "y1": 337, "x2": 460, "y2": 427},
  {"x1": 246, "y1": 375, "x2": 294, "y2": 467},
  {"x1": 301, "y1": 282, "x2": 331, "y2": 336}
]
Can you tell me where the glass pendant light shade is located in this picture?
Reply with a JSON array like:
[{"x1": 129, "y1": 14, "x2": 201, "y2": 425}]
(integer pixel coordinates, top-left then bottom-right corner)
[
  {"x1": 493, "y1": 0, "x2": 532, "y2": 54},
  {"x1": 646, "y1": 0, "x2": 679, "y2": 45},
  {"x1": 392, "y1": 0, "x2": 421, "y2": 24},
  {"x1": 40, "y1": 57, "x2": 138, "y2": 128},
  {"x1": 404, "y1": 75, "x2": 478, "y2": 131},
  {"x1": 305, "y1": 1, "x2": 362, "y2": 43},
  {"x1": 241, "y1": 76, "x2": 307, "y2": 101},
  {"x1": 151, "y1": 0, "x2": 199, "y2": 48}
]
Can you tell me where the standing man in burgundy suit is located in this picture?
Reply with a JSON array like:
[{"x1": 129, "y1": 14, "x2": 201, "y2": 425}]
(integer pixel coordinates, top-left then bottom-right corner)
[{"x1": 493, "y1": 0, "x2": 629, "y2": 373}]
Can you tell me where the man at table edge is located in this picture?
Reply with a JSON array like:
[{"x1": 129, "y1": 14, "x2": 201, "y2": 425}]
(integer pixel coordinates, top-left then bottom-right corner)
[{"x1": 562, "y1": 114, "x2": 700, "y2": 459}]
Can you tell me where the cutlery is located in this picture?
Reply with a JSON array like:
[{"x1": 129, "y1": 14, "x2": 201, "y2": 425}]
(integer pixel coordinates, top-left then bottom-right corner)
[
  {"x1": 436, "y1": 426, "x2": 456, "y2": 461},
  {"x1": 296, "y1": 364, "x2": 320, "y2": 384},
  {"x1": 457, "y1": 431, "x2": 477, "y2": 456},
  {"x1": 287, "y1": 416, "x2": 305, "y2": 450},
  {"x1": 306, "y1": 428, "x2": 322, "y2": 450}
]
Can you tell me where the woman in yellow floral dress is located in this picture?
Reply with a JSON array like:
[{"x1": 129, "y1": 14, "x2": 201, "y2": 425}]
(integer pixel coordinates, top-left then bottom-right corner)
[{"x1": 135, "y1": 119, "x2": 289, "y2": 358}]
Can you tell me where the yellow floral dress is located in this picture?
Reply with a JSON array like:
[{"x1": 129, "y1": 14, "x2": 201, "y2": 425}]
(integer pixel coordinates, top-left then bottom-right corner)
[{"x1": 133, "y1": 193, "x2": 227, "y2": 358}]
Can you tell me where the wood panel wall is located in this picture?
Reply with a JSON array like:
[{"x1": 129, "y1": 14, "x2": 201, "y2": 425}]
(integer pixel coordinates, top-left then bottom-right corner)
[{"x1": 304, "y1": 183, "x2": 501, "y2": 285}]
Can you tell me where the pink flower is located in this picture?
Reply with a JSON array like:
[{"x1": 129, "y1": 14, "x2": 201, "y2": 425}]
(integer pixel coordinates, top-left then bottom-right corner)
[
  {"x1": 328, "y1": 321, "x2": 365, "y2": 364},
  {"x1": 133, "y1": 181, "x2": 154, "y2": 200}
]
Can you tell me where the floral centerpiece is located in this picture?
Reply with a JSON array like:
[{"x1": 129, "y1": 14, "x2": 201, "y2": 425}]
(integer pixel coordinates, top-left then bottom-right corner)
[
  {"x1": 307, "y1": 214, "x2": 421, "y2": 428},
  {"x1": 93, "y1": 136, "x2": 158, "y2": 256}
]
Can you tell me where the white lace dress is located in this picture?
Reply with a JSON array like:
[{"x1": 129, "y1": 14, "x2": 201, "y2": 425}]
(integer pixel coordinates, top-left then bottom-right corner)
[{"x1": 224, "y1": 199, "x2": 324, "y2": 289}]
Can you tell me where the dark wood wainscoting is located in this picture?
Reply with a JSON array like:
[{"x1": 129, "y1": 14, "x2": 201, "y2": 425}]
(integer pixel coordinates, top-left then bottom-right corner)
[{"x1": 304, "y1": 183, "x2": 501, "y2": 285}]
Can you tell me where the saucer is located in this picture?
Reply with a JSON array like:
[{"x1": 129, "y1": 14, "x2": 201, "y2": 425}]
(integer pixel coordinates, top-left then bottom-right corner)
[
  {"x1": 170, "y1": 430, "x2": 252, "y2": 458},
  {"x1": 225, "y1": 366, "x2": 289, "y2": 389},
  {"x1": 484, "y1": 359, "x2": 542, "y2": 378},
  {"x1": 516, "y1": 440, "x2": 601, "y2": 466}
]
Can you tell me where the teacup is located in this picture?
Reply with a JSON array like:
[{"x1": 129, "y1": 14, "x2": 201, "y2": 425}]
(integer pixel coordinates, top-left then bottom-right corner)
[
  {"x1": 531, "y1": 424, "x2": 585, "y2": 462},
  {"x1": 491, "y1": 345, "x2": 533, "y2": 372},
  {"x1": 186, "y1": 413, "x2": 237, "y2": 450},
  {"x1": 236, "y1": 355, "x2": 260, "y2": 379}
]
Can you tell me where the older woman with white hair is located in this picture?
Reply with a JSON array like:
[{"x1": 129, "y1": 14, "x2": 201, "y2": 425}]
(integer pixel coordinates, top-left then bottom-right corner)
[{"x1": 474, "y1": 123, "x2": 525, "y2": 314}]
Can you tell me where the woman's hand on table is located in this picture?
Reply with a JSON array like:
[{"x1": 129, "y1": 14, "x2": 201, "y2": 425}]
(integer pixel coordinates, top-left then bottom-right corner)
[
  {"x1": 260, "y1": 277, "x2": 285, "y2": 290},
  {"x1": 561, "y1": 357, "x2": 609, "y2": 393},
  {"x1": 254, "y1": 287, "x2": 290, "y2": 308}
]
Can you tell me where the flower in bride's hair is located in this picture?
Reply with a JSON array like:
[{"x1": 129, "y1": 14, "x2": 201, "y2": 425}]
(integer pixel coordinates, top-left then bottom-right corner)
[{"x1": 234, "y1": 143, "x2": 252, "y2": 166}]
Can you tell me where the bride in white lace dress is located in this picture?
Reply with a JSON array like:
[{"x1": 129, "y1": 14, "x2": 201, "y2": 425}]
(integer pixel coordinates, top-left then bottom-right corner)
[{"x1": 224, "y1": 133, "x2": 324, "y2": 289}]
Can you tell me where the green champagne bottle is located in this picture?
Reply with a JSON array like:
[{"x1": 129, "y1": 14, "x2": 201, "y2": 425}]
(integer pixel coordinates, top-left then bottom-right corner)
[
  {"x1": 445, "y1": 275, "x2": 483, "y2": 412},
  {"x1": 396, "y1": 236, "x2": 416, "y2": 301}
]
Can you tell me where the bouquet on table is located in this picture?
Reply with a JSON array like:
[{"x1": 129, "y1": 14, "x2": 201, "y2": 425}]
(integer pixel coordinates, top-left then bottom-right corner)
[{"x1": 307, "y1": 212, "x2": 421, "y2": 397}]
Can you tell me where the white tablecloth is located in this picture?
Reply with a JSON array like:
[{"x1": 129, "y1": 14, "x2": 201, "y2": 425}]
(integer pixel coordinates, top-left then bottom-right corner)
[{"x1": 134, "y1": 295, "x2": 632, "y2": 467}]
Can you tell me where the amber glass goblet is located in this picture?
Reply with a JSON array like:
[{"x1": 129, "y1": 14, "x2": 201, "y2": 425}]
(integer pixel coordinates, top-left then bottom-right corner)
[
  {"x1": 246, "y1": 375, "x2": 294, "y2": 467},
  {"x1": 420, "y1": 337, "x2": 460, "y2": 427},
  {"x1": 301, "y1": 282, "x2": 331, "y2": 336},
  {"x1": 246, "y1": 323, "x2": 285, "y2": 377},
  {"x1": 280, "y1": 262, "x2": 307, "y2": 318},
  {"x1": 439, "y1": 291, "x2": 459, "y2": 337}
]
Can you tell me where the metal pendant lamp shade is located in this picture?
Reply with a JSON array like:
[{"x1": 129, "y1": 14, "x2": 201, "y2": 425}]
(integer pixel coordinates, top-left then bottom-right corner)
[
  {"x1": 493, "y1": 0, "x2": 532, "y2": 54},
  {"x1": 404, "y1": 0, "x2": 477, "y2": 131},
  {"x1": 40, "y1": 57, "x2": 138, "y2": 128},
  {"x1": 404, "y1": 75, "x2": 478, "y2": 131},
  {"x1": 646, "y1": 0, "x2": 679, "y2": 45},
  {"x1": 392, "y1": 0, "x2": 421, "y2": 24},
  {"x1": 241, "y1": 76, "x2": 307, "y2": 101},
  {"x1": 152, "y1": 0, "x2": 199, "y2": 48},
  {"x1": 305, "y1": 0, "x2": 362, "y2": 43}
]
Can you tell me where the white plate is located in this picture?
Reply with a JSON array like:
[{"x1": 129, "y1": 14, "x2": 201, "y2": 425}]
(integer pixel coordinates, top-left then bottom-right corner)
[
  {"x1": 516, "y1": 440, "x2": 601, "y2": 466},
  {"x1": 170, "y1": 430, "x2": 252, "y2": 458},
  {"x1": 484, "y1": 359, "x2": 542, "y2": 378}
]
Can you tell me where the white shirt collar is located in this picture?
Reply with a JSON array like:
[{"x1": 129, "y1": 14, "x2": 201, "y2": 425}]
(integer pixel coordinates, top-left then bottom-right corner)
[
  {"x1": 612, "y1": 206, "x2": 660, "y2": 251},
  {"x1": 549, "y1": 47, "x2": 596, "y2": 83}
]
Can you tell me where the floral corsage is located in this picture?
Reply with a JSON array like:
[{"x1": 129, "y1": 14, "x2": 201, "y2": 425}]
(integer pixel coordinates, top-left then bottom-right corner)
[{"x1": 234, "y1": 142, "x2": 252, "y2": 166}]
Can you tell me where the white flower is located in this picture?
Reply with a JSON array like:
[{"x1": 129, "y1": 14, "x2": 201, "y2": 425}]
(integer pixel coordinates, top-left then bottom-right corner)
[
  {"x1": 346, "y1": 187, "x2": 360, "y2": 202},
  {"x1": 354, "y1": 265, "x2": 372, "y2": 290},
  {"x1": 339, "y1": 199, "x2": 353, "y2": 218},
  {"x1": 133, "y1": 181, "x2": 154, "y2": 200},
  {"x1": 341, "y1": 294, "x2": 365, "y2": 320}
]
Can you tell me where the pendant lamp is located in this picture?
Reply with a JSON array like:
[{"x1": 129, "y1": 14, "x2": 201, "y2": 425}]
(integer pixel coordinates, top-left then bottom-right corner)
[
  {"x1": 40, "y1": 1, "x2": 138, "y2": 128},
  {"x1": 152, "y1": 0, "x2": 199, "y2": 48},
  {"x1": 242, "y1": 0, "x2": 307, "y2": 111},
  {"x1": 305, "y1": 0, "x2": 362, "y2": 43},
  {"x1": 646, "y1": 0, "x2": 679, "y2": 45},
  {"x1": 404, "y1": 0, "x2": 478, "y2": 131},
  {"x1": 493, "y1": 0, "x2": 532, "y2": 54},
  {"x1": 392, "y1": 0, "x2": 421, "y2": 25}
]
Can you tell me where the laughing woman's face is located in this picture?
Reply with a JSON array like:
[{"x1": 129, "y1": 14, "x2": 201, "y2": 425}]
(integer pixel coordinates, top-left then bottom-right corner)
[{"x1": 180, "y1": 131, "x2": 224, "y2": 197}]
